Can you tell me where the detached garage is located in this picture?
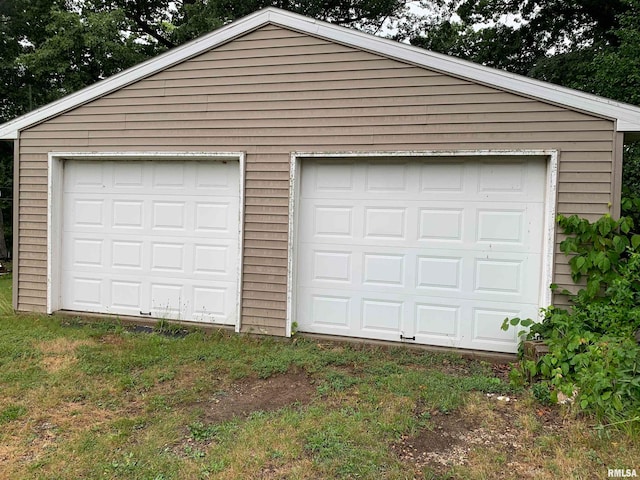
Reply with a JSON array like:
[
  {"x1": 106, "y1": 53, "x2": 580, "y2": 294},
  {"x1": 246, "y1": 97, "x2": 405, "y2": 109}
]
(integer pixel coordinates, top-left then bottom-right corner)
[{"x1": 2, "y1": 7, "x2": 640, "y2": 353}]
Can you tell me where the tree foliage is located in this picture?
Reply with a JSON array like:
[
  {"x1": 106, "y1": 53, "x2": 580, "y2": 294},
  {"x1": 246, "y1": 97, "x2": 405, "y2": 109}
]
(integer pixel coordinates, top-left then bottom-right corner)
[{"x1": 410, "y1": 0, "x2": 634, "y2": 85}]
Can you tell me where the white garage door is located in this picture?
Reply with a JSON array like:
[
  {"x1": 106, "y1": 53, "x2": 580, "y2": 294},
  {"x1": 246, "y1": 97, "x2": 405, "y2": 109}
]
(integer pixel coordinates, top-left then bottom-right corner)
[
  {"x1": 61, "y1": 160, "x2": 240, "y2": 325},
  {"x1": 296, "y1": 158, "x2": 547, "y2": 353}
]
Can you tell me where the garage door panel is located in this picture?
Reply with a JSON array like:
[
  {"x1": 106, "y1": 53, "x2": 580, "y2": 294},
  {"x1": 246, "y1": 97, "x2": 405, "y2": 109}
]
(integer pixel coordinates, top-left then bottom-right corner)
[
  {"x1": 365, "y1": 163, "x2": 409, "y2": 192},
  {"x1": 414, "y1": 302, "x2": 461, "y2": 341},
  {"x1": 113, "y1": 162, "x2": 144, "y2": 187},
  {"x1": 297, "y1": 158, "x2": 547, "y2": 353},
  {"x1": 64, "y1": 161, "x2": 106, "y2": 192},
  {"x1": 152, "y1": 162, "x2": 185, "y2": 189},
  {"x1": 478, "y1": 161, "x2": 526, "y2": 193},
  {"x1": 476, "y1": 209, "x2": 524, "y2": 244},
  {"x1": 111, "y1": 280, "x2": 144, "y2": 314},
  {"x1": 68, "y1": 237, "x2": 104, "y2": 268},
  {"x1": 194, "y1": 202, "x2": 234, "y2": 233},
  {"x1": 364, "y1": 207, "x2": 407, "y2": 239},
  {"x1": 469, "y1": 302, "x2": 539, "y2": 348},
  {"x1": 150, "y1": 282, "x2": 185, "y2": 317},
  {"x1": 71, "y1": 199, "x2": 105, "y2": 228},
  {"x1": 151, "y1": 201, "x2": 186, "y2": 231},
  {"x1": 470, "y1": 253, "x2": 541, "y2": 302},
  {"x1": 306, "y1": 291, "x2": 353, "y2": 330},
  {"x1": 193, "y1": 244, "x2": 232, "y2": 275},
  {"x1": 112, "y1": 240, "x2": 144, "y2": 269},
  {"x1": 473, "y1": 258, "x2": 526, "y2": 296},
  {"x1": 64, "y1": 276, "x2": 105, "y2": 310},
  {"x1": 313, "y1": 206, "x2": 354, "y2": 238},
  {"x1": 419, "y1": 208, "x2": 463, "y2": 242},
  {"x1": 416, "y1": 255, "x2": 462, "y2": 291},
  {"x1": 62, "y1": 160, "x2": 239, "y2": 325},
  {"x1": 192, "y1": 285, "x2": 228, "y2": 318},
  {"x1": 310, "y1": 250, "x2": 353, "y2": 283},
  {"x1": 195, "y1": 162, "x2": 233, "y2": 190},
  {"x1": 419, "y1": 162, "x2": 465, "y2": 193},
  {"x1": 150, "y1": 242, "x2": 185, "y2": 272},
  {"x1": 361, "y1": 298, "x2": 404, "y2": 335},
  {"x1": 362, "y1": 253, "x2": 406, "y2": 287},
  {"x1": 303, "y1": 161, "x2": 357, "y2": 194},
  {"x1": 473, "y1": 203, "x2": 544, "y2": 252},
  {"x1": 113, "y1": 200, "x2": 144, "y2": 229}
]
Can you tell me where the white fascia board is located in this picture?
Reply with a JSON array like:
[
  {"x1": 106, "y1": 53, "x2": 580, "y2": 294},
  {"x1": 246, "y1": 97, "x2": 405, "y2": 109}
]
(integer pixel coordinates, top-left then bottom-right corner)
[{"x1": 2, "y1": 6, "x2": 640, "y2": 140}]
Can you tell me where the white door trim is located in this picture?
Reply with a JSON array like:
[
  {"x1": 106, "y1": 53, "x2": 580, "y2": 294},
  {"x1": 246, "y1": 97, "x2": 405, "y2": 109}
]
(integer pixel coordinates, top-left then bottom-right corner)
[
  {"x1": 47, "y1": 151, "x2": 246, "y2": 332},
  {"x1": 287, "y1": 149, "x2": 559, "y2": 339}
]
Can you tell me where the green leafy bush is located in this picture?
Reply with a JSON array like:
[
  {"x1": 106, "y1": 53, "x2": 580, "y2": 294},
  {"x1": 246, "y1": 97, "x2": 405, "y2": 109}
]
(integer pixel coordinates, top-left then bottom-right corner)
[{"x1": 504, "y1": 214, "x2": 640, "y2": 426}]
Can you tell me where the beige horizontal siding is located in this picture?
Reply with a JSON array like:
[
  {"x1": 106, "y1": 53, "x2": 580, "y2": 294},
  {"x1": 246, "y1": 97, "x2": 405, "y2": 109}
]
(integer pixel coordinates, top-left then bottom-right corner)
[
  {"x1": 16, "y1": 265, "x2": 46, "y2": 274},
  {"x1": 244, "y1": 264, "x2": 288, "y2": 276},
  {"x1": 25, "y1": 122, "x2": 614, "y2": 138},
  {"x1": 558, "y1": 182, "x2": 611, "y2": 193},
  {"x1": 20, "y1": 280, "x2": 46, "y2": 291},
  {"x1": 53, "y1": 98, "x2": 560, "y2": 117},
  {"x1": 40, "y1": 111, "x2": 611, "y2": 130},
  {"x1": 68, "y1": 91, "x2": 536, "y2": 111},
  {"x1": 244, "y1": 257, "x2": 288, "y2": 267},
  {"x1": 243, "y1": 299, "x2": 287, "y2": 310},
  {"x1": 244, "y1": 231, "x2": 288, "y2": 242},
  {"x1": 243, "y1": 282, "x2": 287, "y2": 293},
  {"x1": 18, "y1": 24, "x2": 617, "y2": 334},
  {"x1": 245, "y1": 198, "x2": 289, "y2": 207},
  {"x1": 20, "y1": 274, "x2": 47, "y2": 283},
  {"x1": 241, "y1": 323, "x2": 286, "y2": 336},
  {"x1": 243, "y1": 290, "x2": 287, "y2": 302},
  {"x1": 19, "y1": 303, "x2": 46, "y2": 313},
  {"x1": 126, "y1": 70, "x2": 467, "y2": 92}
]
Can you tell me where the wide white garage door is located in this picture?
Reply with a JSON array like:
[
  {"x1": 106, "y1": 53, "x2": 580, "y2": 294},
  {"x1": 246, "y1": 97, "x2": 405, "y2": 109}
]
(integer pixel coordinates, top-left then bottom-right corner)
[
  {"x1": 296, "y1": 158, "x2": 547, "y2": 353},
  {"x1": 61, "y1": 160, "x2": 240, "y2": 325}
]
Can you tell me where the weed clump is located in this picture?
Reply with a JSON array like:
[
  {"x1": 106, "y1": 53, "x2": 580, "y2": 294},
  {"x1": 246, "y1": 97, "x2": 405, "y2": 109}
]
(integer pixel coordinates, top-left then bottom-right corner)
[{"x1": 505, "y1": 214, "x2": 640, "y2": 429}]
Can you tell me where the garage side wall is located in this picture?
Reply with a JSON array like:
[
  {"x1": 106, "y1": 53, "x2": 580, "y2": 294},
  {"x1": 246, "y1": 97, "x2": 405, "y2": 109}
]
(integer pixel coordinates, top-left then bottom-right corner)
[{"x1": 17, "y1": 25, "x2": 616, "y2": 334}]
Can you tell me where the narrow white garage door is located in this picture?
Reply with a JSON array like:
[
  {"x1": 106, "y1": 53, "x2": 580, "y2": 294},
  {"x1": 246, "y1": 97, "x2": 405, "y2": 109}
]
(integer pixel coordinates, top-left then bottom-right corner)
[
  {"x1": 61, "y1": 160, "x2": 240, "y2": 325},
  {"x1": 296, "y1": 158, "x2": 547, "y2": 353}
]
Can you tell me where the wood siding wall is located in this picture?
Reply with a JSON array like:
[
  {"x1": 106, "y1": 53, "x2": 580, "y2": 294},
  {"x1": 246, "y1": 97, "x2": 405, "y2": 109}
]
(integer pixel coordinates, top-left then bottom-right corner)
[{"x1": 18, "y1": 25, "x2": 616, "y2": 334}]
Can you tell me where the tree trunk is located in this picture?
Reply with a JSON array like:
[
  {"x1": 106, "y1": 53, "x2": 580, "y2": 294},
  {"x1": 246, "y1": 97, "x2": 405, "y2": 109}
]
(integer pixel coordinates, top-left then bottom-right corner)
[{"x1": 0, "y1": 206, "x2": 8, "y2": 260}]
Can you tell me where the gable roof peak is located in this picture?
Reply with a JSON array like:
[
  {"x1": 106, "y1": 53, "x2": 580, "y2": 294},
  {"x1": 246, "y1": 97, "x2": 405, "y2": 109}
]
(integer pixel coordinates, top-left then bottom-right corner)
[{"x1": 2, "y1": 6, "x2": 640, "y2": 140}]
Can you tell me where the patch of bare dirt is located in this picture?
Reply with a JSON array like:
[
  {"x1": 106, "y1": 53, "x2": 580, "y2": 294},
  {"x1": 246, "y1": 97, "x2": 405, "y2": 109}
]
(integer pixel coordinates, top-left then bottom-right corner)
[
  {"x1": 171, "y1": 372, "x2": 317, "y2": 458},
  {"x1": 0, "y1": 444, "x2": 20, "y2": 464},
  {"x1": 491, "y1": 363, "x2": 514, "y2": 383},
  {"x1": 437, "y1": 358, "x2": 476, "y2": 377},
  {"x1": 200, "y1": 371, "x2": 316, "y2": 424},
  {"x1": 0, "y1": 401, "x2": 125, "y2": 474},
  {"x1": 36, "y1": 338, "x2": 92, "y2": 373},
  {"x1": 393, "y1": 394, "x2": 566, "y2": 477},
  {"x1": 99, "y1": 334, "x2": 126, "y2": 346}
]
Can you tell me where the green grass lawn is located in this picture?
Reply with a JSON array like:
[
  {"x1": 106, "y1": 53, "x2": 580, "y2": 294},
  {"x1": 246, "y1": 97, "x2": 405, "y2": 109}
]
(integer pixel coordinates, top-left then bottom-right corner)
[
  {"x1": 0, "y1": 278, "x2": 638, "y2": 479},
  {"x1": 0, "y1": 273, "x2": 12, "y2": 315}
]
